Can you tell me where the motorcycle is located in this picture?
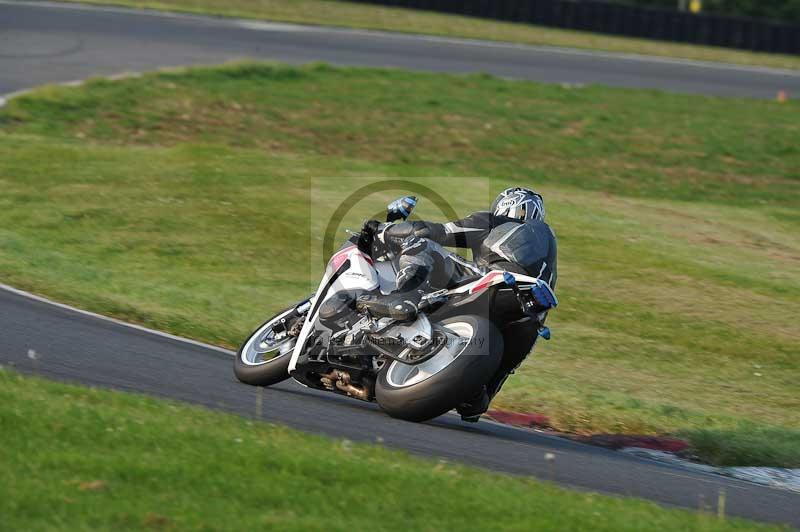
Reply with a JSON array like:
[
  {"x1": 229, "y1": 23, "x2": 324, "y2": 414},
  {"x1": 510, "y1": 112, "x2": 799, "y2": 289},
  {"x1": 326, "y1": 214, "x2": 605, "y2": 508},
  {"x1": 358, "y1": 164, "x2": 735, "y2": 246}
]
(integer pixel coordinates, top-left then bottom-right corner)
[{"x1": 234, "y1": 196, "x2": 557, "y2": 422}]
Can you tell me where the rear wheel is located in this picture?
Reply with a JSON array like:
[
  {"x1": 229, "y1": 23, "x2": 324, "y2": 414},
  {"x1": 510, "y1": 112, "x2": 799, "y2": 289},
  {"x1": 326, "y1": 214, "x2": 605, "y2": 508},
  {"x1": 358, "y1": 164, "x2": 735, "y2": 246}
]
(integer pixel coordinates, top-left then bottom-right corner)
[
  {"x1": 375, "y1": 315, "x2": 502, "y2": 422},
  {"x1": 234, "y1": 307, "x2": 300, "y2": 386}
]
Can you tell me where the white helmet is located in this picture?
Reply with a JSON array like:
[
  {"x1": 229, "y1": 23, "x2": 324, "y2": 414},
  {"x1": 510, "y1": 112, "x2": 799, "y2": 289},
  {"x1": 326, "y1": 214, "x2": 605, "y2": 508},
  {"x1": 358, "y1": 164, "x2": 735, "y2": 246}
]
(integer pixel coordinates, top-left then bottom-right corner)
[{"x1": 492, "y1": 187, "x2": 545, "y2": 222}]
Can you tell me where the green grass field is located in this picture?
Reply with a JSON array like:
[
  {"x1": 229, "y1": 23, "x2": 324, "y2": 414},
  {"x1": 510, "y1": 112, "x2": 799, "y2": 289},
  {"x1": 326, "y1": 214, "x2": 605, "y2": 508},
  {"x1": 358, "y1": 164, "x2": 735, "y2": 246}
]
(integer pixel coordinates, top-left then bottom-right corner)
[
  {"x1": 62, "y1": 0, "x2": 800, "y2": 71},
  {"x1": 1, "y1": 369, "x2": 775, "y2": 531},
  {"x1": 1, "y1": 63, "x2": 798, "y2": 467}
]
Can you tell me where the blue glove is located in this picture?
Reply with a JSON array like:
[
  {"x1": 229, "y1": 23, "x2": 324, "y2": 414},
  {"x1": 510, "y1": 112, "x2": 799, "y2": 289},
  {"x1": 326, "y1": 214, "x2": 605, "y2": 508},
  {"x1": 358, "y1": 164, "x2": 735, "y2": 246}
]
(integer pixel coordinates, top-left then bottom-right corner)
[{"x1": 386, "y1": 196, "x2": 417, "y2": 222}]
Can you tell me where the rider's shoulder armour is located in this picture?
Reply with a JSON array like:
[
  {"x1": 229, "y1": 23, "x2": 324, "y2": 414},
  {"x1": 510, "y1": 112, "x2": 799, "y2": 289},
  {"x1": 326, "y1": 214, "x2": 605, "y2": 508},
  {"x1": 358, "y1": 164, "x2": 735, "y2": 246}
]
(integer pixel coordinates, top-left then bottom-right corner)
[{"x1": 478, "y1": 220, "x2": 557, "y2": 284}]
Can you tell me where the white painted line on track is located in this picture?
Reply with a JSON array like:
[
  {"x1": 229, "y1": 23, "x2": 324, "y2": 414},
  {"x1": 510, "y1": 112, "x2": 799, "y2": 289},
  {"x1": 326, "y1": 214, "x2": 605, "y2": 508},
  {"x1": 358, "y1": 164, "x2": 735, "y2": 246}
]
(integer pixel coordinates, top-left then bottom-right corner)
[
  {"x1": 0, "y1": 81, "x2": 88, "y2": 108},
  {"x1": 0, "y1": 283, "x2": 235, "y2": 356},
  {"x1": 234, "y1": 21, "x2": 316, "y2": 33},
  {"x1": 0, "y1": 71, "x2": 147, "y2": 108}
]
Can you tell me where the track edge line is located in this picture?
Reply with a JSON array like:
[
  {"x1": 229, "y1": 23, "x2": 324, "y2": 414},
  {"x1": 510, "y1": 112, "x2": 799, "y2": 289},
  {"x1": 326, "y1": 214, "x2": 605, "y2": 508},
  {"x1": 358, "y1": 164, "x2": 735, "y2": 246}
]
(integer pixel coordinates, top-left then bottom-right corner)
[{"x1": 0, "y1": 282, "x2": 235, "y2": 356}]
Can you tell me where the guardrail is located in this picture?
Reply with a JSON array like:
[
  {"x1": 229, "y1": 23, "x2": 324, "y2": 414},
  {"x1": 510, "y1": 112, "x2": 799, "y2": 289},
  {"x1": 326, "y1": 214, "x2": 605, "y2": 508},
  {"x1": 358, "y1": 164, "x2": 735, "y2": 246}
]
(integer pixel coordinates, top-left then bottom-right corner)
[{"x1": 348, "y1": 0, "x2": 800, "y2": 55}]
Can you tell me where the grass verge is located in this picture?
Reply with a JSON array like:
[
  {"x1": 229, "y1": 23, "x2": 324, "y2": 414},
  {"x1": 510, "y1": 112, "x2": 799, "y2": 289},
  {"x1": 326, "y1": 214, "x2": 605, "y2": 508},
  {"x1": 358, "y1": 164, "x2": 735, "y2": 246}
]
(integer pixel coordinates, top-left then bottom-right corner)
[
  {"x1": 0, "y1": 369, "x2": 778, "y2": 531},
  {"x1": 1, "y1": 63, "x2": 798, "y2": 466},
  {"x1": 61, "y1": 0, "x2": 800, "y2": 71},
  {"x1": 680, "y1": 426, "x2": 800, "y2": 469}
]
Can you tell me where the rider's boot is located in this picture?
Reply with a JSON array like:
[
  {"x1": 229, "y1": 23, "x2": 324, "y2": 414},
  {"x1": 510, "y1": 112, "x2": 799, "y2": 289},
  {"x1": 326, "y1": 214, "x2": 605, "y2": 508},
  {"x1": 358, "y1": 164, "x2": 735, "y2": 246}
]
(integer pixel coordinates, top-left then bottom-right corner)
[
  {"x1": 456, "y1": 373, "x2": 514, "y2": 422},
  {"x1": 456, "y1": 386, "x2": 491, "y2": 422}
]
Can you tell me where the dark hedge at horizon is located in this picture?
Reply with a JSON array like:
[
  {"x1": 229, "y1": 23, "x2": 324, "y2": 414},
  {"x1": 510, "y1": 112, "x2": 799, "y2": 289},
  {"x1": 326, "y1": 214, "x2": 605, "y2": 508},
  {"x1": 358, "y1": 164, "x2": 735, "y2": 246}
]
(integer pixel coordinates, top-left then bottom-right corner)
[
  {"x1": 348, "y1": 0, "x2": 800, "y2": 53},
  {"x1": 625, "y1": 0, "x2": 800, "y2": 25}
]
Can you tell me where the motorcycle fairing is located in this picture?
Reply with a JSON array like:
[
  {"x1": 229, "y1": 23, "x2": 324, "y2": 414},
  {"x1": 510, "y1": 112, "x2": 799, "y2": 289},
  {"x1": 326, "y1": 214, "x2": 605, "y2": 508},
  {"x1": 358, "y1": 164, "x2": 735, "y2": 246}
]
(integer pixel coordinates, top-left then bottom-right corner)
[
  {"x1": 288, "y1": 245, "x2": 379, "y2": 373},
  {"x1": 451, "y1": 270, "x2": 557, "y2": 305}
]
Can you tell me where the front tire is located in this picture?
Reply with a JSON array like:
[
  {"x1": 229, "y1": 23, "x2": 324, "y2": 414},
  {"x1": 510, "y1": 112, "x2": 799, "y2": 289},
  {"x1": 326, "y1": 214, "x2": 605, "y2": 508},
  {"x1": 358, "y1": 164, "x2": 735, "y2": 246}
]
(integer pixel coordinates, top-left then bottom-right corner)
[
  {"x1": 234, "y1": 307, "x2": 299, "y2": 386},
  {"x1": 375, "y1": 315, "x2": 502, "y2": 422}
]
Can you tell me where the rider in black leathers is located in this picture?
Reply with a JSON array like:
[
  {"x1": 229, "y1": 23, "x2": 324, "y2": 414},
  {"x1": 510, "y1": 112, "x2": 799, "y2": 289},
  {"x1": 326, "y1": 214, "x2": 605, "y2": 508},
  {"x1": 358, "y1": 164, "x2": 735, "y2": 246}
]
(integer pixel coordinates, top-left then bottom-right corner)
[{"x1": 359, "y1": 187, "x2": 557, "y2": 421}]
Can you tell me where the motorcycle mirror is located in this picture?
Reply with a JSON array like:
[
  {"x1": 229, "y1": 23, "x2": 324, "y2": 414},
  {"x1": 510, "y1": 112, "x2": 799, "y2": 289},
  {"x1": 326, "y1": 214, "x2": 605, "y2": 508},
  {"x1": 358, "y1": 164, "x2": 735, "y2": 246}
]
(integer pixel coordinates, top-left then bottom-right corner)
[{"x1": 386, "y1": 196, "x2": 417, "y2": 223}]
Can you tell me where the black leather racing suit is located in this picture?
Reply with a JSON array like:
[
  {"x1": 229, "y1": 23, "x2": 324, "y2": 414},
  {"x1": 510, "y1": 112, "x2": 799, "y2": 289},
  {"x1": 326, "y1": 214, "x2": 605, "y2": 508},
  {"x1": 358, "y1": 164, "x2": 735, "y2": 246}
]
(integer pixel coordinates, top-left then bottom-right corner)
[
  {"x1": 381, "y1": 211, "x2": 557, "y2": 291},
  {"x1": 379, "y1": 211, "x2": 558, "y2": 399}
]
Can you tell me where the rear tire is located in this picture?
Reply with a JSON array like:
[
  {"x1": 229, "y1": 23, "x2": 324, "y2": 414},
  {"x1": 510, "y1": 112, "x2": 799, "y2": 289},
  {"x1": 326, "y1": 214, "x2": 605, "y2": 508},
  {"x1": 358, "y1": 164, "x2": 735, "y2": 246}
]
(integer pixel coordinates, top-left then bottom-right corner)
[
  {"x1": 234, "y1": 307, "x2": 299, "y2": 387},
  {"x1": 375, "y1": 315, "x2": 502, "y2": 422}
]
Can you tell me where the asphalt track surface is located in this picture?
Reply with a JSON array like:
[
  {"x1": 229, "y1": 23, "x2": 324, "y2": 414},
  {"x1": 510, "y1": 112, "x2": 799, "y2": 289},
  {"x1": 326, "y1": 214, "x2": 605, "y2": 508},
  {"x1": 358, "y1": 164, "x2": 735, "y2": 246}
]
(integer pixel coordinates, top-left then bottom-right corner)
[
  {"x1": 2, "y1": 1, "x2": 800, "y2": 528},
  {"x1": 3, "y1": 286, "x2": 800, "y2": 527},
  {"x1": 2, "y1": 0, "x2": 800, "y2": 99}
]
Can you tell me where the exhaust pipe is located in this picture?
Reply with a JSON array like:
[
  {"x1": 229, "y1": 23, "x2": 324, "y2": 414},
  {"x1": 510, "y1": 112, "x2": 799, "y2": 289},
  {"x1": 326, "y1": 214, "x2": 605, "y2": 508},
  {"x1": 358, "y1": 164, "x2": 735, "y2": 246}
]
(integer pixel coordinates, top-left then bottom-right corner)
[{"x1": 319, "y1": 369, "x2": 370, "y2": 401}]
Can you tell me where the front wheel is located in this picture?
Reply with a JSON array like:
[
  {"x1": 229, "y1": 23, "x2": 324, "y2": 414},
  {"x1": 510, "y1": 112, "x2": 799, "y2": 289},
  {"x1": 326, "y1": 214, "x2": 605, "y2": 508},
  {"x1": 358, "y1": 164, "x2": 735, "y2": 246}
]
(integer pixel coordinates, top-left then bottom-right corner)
[
  {"x1": 234, "y1": 307, "x2": 301, "y2": 386},
  {"x1": 375, "y1": 315, "x2": 502, "y2": 422}
]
